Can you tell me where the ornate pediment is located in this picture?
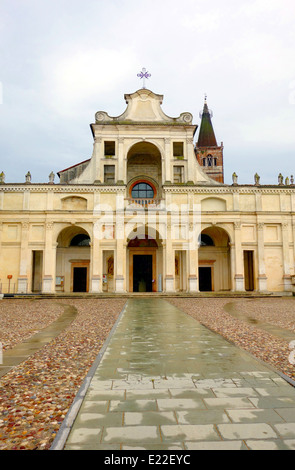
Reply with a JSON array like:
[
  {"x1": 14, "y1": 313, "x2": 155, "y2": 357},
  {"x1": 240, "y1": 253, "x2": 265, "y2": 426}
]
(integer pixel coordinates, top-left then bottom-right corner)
[{"x1": 95, "y1": 89, "x2": 193, "y2": 125}]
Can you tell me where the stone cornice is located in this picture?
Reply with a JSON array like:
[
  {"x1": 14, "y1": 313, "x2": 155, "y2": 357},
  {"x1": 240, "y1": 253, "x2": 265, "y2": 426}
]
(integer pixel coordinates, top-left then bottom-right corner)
[
  {"x1": 163, "y1": 185, "x2": 295, "y2": 195},
  {"x1": 0, "y1": 184, "x2": 294, "y2": 195},
  {"x1": 0, "y1": 184, "x2": 126, "y2": 193}
]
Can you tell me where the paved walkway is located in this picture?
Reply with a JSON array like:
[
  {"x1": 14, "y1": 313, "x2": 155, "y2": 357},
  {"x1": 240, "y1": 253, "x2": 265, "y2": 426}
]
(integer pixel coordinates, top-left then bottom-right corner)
[{"x1": 53, "y1": 298, "x2": 295, "y2": 450}]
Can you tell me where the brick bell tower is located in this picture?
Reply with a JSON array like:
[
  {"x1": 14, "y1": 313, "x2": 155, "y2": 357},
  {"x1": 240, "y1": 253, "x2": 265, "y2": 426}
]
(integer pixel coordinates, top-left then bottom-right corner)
[{"x1": 195, "y1": 96, "x2": 224, "y2": 183}]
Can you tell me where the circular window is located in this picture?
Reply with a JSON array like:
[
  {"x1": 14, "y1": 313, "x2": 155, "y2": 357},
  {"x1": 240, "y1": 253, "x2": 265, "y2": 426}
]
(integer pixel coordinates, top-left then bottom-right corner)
[{"x1": 131, "y1": 182, "x2": 154, "y2": 199}]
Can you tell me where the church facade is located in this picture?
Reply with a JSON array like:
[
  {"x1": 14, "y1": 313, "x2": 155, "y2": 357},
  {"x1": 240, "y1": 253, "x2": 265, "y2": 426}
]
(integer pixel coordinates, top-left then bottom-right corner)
[{"x1": 0, "y1": 88, "x2": 294, "y2": 295}]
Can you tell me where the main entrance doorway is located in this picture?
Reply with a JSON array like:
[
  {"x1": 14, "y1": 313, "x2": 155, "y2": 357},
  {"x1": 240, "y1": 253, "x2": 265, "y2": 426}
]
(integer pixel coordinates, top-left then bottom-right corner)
[
  {"x1": 127, "y1": 234, "x2": 159, "y2": 293},
  {"x1": 133, "y1": 255, "x2": 153, "y2": 292}
]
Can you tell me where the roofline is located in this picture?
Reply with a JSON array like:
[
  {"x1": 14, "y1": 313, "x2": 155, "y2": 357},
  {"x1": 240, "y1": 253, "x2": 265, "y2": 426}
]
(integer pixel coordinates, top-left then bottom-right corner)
[{"x1": 57, "y1": 159, "x2": 91, "y2": 176}]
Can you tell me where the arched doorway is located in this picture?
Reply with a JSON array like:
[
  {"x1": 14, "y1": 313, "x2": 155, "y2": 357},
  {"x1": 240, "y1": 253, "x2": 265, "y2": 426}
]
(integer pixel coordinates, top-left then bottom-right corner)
[
  {"x1": 56, "y1": 226, "x2": 91, "y2": 293},
  {"x1": 198, "y1": 227, "x2": 231, "y2": 292},
  {"x1": 127, "y1": 227, "x2": 163, "y2": 293}
]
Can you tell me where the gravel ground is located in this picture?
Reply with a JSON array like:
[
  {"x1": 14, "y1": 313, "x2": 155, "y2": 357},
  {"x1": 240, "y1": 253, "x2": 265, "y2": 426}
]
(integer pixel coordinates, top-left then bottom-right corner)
[
  {"x1": 169, "y1": 297, "x2": 295, "y2": 382},
  {"x1": 0, "y1": 296, "x2": 295, "y2": 450},
  {"x1": 0, "y1": 298, "x2": 126, "y2": 450},
  {"x1": 0, "y1": 300, "x2": 65, "y2": 350}
]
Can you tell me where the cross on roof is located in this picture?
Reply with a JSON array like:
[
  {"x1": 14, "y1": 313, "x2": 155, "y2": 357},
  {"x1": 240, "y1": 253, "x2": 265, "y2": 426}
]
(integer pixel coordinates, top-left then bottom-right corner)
[{"x1": 137, "y1": 68, "x2": 151, "y2": 89}]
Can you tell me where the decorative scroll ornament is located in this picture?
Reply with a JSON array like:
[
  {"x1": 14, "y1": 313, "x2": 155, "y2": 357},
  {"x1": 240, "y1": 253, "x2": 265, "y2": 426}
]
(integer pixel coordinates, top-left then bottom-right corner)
[{"x1": 180, "y1": 112, "x2": 193, "y2": 124}]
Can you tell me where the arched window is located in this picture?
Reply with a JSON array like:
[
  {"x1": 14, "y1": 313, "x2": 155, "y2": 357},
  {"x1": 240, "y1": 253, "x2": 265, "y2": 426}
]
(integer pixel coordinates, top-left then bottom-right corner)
[
  {"x1": 70, "y1": 234, "x2": 90, "y2": 246},
  {"x1": 202, "y1": 155, "x2": 218, "y2": 167},
  {"x1": 131, "y1": 182, "x2": 154, "y2": 199}
]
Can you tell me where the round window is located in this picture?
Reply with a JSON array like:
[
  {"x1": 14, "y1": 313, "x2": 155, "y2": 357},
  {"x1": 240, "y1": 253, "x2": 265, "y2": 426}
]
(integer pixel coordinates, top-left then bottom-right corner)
[{"x1": 131, "y1": 182, "x2": 154, "y2": 199}]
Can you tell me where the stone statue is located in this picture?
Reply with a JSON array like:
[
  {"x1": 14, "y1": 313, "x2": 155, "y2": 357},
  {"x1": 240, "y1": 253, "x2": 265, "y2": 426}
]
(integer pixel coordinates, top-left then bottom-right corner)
[
  {"x1": 254, "y1": 173, "x2": 260, "y2": 185},
  {"x1": 48, "y1": 171, "x2": 55, "y2": 184},
  {"x1": 232, "y1": 172, "x2": 238, "y2": 185},
  {"x1": 291, "y1": 175, "x2": 294, "y2": 185},
  {"x1": 0, "y1": 171, "x2": 5, "y2": 183},
  {"x1": 278, "y1": 173, "x2": 284, "y2": 185},
  {"x1": 25, "y1": 171, "x2": 31, "y2": 183},
  {"x1": 285, "y1": 177, "x2": 290, "y2": 186}
]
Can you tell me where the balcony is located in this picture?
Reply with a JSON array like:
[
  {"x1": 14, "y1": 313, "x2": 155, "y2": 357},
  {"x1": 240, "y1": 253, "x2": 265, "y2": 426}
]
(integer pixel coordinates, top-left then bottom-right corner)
[{"x1": 126, "y1": 198, "x2": 163, "y2": 209}]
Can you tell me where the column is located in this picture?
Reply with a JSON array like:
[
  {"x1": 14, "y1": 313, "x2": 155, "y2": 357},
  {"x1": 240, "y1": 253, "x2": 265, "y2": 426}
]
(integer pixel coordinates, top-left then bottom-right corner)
[
  {"x1": 42, "y1": 222, "x2": 56, "y2": 293},
  {"x1": 117, "y1": 137, "x2": 125, "y2": 183},
  {"x1": 229, "y1": 242, "x2": 235, "y2": 291},
  {"x1": 115, "y1": 222, "x2": 126, "y2": 292},
  {"x1": 90, "y1": 232, "x2": 102, "y2": 293},
  {"x1": 282, "y1": 222, "x2": 292, "y2": 292},
  {"x1": 186, "y1": 138, "x2": 195, "y2": 183},
  {"x1": 17, "y1": 222, "x2": 29, "y2": 293},
  {"x1": 257, "y1": 222, "x2": 268, "y2": 292},
  {"x1": 232, "y1": 221, "x2": 245, "y2": 291},
  {"x1": 187, "y1": 221, "x2": 199, "y2": 292},
  {"x1": 165, "y1": 220, "x2": 174, "y2": 292},
  {"x1": 164, "y1": 138, "x2": 171, "y2": 184},
  {"x1": 93, "y1": 137, "x2": 102, "y2": 183}
]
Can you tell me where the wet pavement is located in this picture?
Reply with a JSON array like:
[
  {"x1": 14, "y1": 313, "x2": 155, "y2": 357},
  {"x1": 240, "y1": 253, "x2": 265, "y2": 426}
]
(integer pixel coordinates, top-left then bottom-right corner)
[{"x1": 52, "y1": 298, "x2": 295, "y2": 450}]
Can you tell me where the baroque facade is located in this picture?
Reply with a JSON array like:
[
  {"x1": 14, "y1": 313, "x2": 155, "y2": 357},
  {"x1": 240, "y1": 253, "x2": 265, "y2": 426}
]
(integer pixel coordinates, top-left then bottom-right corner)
[{"x1": 0, "y1": 88, "x2": 294, "y2": 295}]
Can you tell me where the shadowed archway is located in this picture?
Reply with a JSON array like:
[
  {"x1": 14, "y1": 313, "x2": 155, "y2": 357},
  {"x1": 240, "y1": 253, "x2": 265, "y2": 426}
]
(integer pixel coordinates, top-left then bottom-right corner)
[
  {"x1": 56, "y1": 226, "x2": 91, "y2": 293},
  {"x1": 198, "y1": 226, "x2": 231, "y2": 292}
]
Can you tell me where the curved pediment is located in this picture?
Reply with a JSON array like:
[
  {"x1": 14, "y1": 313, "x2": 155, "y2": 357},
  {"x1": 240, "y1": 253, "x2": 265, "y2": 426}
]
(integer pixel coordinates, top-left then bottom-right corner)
[{"x1": 95, "y1": 89, "x2": 193, "y2": 124}]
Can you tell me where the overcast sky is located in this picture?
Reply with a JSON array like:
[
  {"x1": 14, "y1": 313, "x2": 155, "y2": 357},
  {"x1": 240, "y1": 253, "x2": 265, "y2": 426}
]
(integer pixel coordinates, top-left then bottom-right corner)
[{"x1": 0, "y1": 0, "x2": 294, "y2": 184}]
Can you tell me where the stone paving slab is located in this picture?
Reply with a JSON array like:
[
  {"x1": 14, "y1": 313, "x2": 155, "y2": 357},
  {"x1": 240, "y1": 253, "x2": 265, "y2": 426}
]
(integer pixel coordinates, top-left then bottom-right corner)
[{"x1": 51, "y1": 298, "x2": 295, "y2": 451}]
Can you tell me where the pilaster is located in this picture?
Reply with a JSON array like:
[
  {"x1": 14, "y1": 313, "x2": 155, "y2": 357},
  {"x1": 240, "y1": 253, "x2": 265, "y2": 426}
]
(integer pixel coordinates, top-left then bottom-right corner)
[
  {"x1": 164, "y1": 138, "x2": 171, "y2": 184},
  {"x1": 94, "y1": 137, "x2": 102, "y2": 183},
  {"x1": 233, "y1": 221, "x2": 245, "y2": 291},
  {"x1": 282, "y1": 222, "x2": 292, "y2": 291},
  {"x1": 187, "y1": 221, "x2": 199, "y2": 292},
  {"x1": 17, "y1": 222, "x2": 29, "y2": 293},
  {"x1": 118, "y1": 137, "x2": 125, "y2": 183},
  {"x1": 115, "y1": 222, "x2": 126, "y2": 293},
  {"x1": 42, "y1": 222, "x2": 56, "y2": 293},
  {"x1": 165, "y1": 220, "x2": 174, "y2": 292},
  {"x1": 257, "y1": 222, "x2": 268, "y2": 292},
  {"x1": 90, "y1": 232, "x2": 102, "y2": 293}
]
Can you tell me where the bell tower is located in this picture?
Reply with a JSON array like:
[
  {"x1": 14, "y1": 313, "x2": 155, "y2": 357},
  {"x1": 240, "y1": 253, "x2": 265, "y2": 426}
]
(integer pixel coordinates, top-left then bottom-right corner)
[{"x1": 195, "y1": 97, "x2": 224, "y2": 183}]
